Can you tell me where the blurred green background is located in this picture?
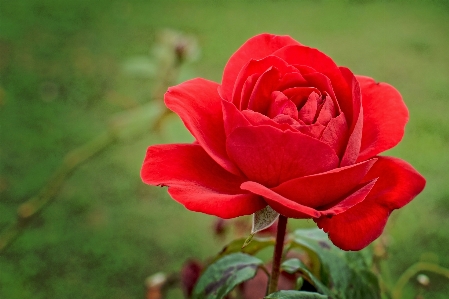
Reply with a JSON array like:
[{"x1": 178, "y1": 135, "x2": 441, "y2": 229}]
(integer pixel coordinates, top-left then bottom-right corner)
[{"x1": 1, "y1": 0, "x2": 448, "y2": 298}]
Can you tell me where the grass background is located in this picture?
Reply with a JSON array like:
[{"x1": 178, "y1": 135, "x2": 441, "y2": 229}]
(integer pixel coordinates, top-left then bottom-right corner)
[{"x1": 1, "y1": 0, "x2": 449, "y2": 298}]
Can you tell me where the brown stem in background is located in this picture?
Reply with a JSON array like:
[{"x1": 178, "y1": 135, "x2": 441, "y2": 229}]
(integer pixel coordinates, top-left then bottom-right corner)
[
  {"x1": 0, "y1": 30, "x2": 190, "y2": 253},
  {"x1": 0, "y1": 101, "x2": 164, "y2": 254},
  {"x1": 267, "y1": 215, "x2": 288, "y2": 295},
  {"x1": 392, "y1": 262, "x2": 449, "y2": 299}
]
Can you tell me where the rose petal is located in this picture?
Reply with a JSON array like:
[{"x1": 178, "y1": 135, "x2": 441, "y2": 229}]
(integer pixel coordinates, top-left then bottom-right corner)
[
  {"x1": 319, "y1": 179, "x2": 377, "y2": 216},
  {"x1": 297, "y1": 92, "x2": 319, "y2": 124},
  {"x1": 272, "y1": 114, "x2": 300, "y2": 126},
  {"x1": 277, "y1": 71, "x2": 308, "y2": 91},
  {"x1": 273, "y1": 45, "x2": 351, "y2": 111},
  {"x1": 315, "y1": 156, "x2": 426, "y2": 250},
  {"x1": 221, "y1": 34, "x2": 301, "y2": 101},
  {"x1": 240, "y1": 73, "x2": 260, "y2": 110},
  {"x1": 317, "y1": 204, "x2": 390, "y2": 251},
  {"x1": 226, "y1": 125, "x2": 339, "y2": 187},
  {"x1": 320, "y1": 112, "x2": 349, "y2": 158},
  {"x1": 268, "y1": 91, "x2": 299, "y2": 119},
  {"x1": 233, "y1": 56, "x2": 295, "y2": 108},
  {"x1": 356, "y1": 75, "x2": 409, "y2": 162},
  {"x1": 241, "y1": 179, "x2": 376, "y2": 220},
  {"x1": 248, "y1": 67, "x2": 281, "y2": 114},
  {"x1": 141, "y1": 144, "x2": 266, "y2": 218},
  {"x1": 241, "y1": 181, "x2": 321, "y2": 218},
  {"x1": 316, "y1": 95, "x2": 337, "y2": 125},
  {"x1": 271, "y1": 158, "x2": 377, "y2": 208},
  {"x1": 339, "y1": 67, "x2": 363, "y2": 167},
  {"x1": 302, "y1": 72, "x2": 337, "y2": 102},
  {"x1": 295, "y1": 123, "x2": 326, "y2": 139},
  {"x1": 222, "y1": 99, "x2": 250, "y2": 137},
  {"x1": 165, "y1": 78, "x2": 240, "y2": 174},
  {"x1": 242, "y1": 110, "x2": 295, "y2": 132},
  {"x1": 283, "y1": 87, "x2": 321, "y2": 103},
  {"x1": 363, "y1": 156, "x2": 426, "y2": 210}
]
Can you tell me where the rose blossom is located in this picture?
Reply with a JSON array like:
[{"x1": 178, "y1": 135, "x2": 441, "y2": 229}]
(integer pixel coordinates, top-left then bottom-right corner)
[{"x1": 141, "y1": 33, "x2": 425, "y2": 250}]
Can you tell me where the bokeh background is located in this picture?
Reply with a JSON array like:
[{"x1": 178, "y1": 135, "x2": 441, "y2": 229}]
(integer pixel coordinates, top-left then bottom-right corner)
[{"x1": 1, "y1": 0, "x2": 449, "y2": 298}]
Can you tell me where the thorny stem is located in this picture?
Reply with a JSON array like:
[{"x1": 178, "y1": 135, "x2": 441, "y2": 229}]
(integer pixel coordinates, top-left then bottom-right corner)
[{"x1": 267, "y1": 215, "x2": 288, "y2": 295}]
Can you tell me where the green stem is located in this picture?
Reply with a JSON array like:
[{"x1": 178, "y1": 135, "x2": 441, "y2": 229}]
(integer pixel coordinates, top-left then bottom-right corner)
[{"x1": 267, "y1": 215, "x2": 288, "y2": 295}]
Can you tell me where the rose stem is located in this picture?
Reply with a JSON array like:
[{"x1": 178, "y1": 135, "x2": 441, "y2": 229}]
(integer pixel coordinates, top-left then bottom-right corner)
[{"x1": 267, "y1": 215, "x2": 288, "y2": 295}]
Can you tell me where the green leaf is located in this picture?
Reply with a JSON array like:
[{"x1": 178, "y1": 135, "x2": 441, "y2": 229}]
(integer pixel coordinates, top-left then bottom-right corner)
[
  {"x1": 192, "y1": 253, "x2": 263, "y2": 299},
  {"x1": 214, "y1": 237, "x2": 275, "y2": 261},
  {"x1": 295, "y1": 276, "x2": 304, "y2": 290},
  {"x1": 252, "y1": 205, "x2": 280, "y2": 234},
  {"x1": 292, "y1": 228, "x2": 380, "y2": 299},
  {"x1": 265, "y1": 290, "x2": 328, "y2": 298},
  {"x1": 242, "y1": 233, "x2": 255, "y2": 248},
  {"x1": 281, "y1": 258, "x2": 332, "y2": 296}
]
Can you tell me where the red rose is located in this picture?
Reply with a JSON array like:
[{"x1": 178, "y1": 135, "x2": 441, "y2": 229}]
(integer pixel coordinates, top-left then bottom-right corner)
[{"x1": 141, "y1": 34, "x2": 425, "y2": 250}]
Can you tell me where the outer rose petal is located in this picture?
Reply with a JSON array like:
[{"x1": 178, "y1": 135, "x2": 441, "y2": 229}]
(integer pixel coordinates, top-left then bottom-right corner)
[
  {"x1": 271, "y1": 158, "x2": 377, "y2": 208},
  {"x1": 319, "y1": 179, "x2": 377, "y2": 216},
  {"x1": 165, "y1": 78, "x2": 240, "y2": 175},
  {"x1": 241, "y1": 181, "x2": 320, "y2": 218},
  {"x1": 141, "y1": 144, "x2": 266, "y2": 219},
  {"x1": 221, "y1": 99, "x2": 251, "y2": 137},
  {"x1": 241, "y1": 179, "x2": 376, "y2": 219},
  {"x1": 226, "y1": 125, "x2": 339, "y2": 187},
  {"x1": 315, "y1": 156, "x2": 426, "y2": 250},
  {"x1": 356, "y1": 75, "x2": 409, "y2": 162},
  {"x1": 340, "y1": 67, "x2": 363, "y2": 167},
  {"x1": 221, "y1": 34, "x2": 301, "y2": 101}
]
